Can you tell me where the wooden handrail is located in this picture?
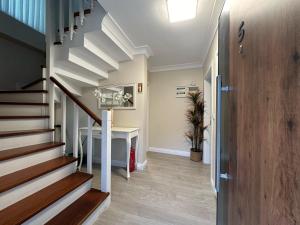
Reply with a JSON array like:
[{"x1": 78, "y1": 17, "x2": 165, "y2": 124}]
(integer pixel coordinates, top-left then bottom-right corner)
[{"x1": 50, "y1": 76, "x2": 102, "y2": 126}]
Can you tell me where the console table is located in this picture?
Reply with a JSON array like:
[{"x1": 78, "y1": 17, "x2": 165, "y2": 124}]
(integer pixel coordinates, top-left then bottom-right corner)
[{"x1": 79, "y1": 126, "x2": 139, "y2": 179}]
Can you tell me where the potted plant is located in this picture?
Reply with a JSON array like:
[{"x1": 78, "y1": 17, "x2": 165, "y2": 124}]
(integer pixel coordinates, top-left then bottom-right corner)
[{"x1": 185, "y1": 91, "x2": 206, "y2": 162}]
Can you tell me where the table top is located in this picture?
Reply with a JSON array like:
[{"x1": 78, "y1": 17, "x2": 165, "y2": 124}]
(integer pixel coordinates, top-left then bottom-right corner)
[{"x1": 79, "y1": 126, "x2": 139, "y2": 133}]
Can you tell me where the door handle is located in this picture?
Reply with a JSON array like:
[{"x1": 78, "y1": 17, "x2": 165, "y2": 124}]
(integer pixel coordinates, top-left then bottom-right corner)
[
  {"x1": 216, "y1": 75, "x2": 233, "y2": 192},
  {"x1": 220, "y1": 173, "x2": 232, "y2": 180},
  {"x1": 221, "y1": 86, "x2": 232, "y2": 92},
  {"x1": 215, "y1": 75, "x2": 222, "y2": 192}
]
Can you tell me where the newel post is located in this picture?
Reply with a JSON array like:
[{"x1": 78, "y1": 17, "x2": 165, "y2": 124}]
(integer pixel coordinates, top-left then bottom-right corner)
[{"x1": 101, "y1": 110, "x2": 111, "y2": 193}]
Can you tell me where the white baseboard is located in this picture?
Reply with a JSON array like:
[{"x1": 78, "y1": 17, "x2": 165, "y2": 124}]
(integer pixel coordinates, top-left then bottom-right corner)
[
  {"x1": 137, "y1": 160, "x2": 147, "y2": 171},
  {"x1": 149, "y1": 147, "x2": 190, "y2": 157}
]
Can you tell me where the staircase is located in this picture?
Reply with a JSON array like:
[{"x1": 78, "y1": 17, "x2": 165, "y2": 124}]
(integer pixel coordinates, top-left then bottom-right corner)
[
  {"x1": 49, "y1": 0, "x2": 151, "y2": 95},
  {"x1": 0, "y1": 75, "x2": 110, "y2": 225}
]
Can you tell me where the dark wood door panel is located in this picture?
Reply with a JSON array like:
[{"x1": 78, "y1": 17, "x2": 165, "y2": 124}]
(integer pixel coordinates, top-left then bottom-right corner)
[{"x1": 228, "y1": 0, "x2": 300, "y2": 224}]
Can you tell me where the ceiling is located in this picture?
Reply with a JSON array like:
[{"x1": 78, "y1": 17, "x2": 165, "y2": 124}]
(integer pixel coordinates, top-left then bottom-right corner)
[{"x1": 98, "y1": 0, "x2": 225, "y2": 71}]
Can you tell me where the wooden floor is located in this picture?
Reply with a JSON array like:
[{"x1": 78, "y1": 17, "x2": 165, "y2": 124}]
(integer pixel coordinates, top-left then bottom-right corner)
[{"x1": 91, "y1": 152, "x2": 216, "y2": 225}]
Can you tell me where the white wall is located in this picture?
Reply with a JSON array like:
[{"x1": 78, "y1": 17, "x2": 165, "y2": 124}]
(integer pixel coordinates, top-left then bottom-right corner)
[
  {"x1": 74, "y1": 55, "x2": 148, "y2": 166},
  {"x1": 203, "y1": 30, "x2": 218, "y2": 191},
  {"x1": 0, "y1": 12, "x2": 45, "y2": 51},
  {"x1": 0, "y1": 12, "x2": 45, "y2": 90},
  {"x1": 203, "y1": 68, "x2": 212, "y2": 164},
  {"x1": 149, "y1": 68, "x2": 203, "y2": 155}
]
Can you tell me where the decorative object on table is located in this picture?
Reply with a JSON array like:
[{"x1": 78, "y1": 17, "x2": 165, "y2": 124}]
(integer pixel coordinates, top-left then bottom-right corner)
[
  {"x1": 138, "y1": 83, "x2": 143, "y2": 93},
  {"x1": 185, "y1": 91, "x2": 206, "y2": 162},
  {"x1": 94, "y1": 84, "x2": 136, "y2": 109}
]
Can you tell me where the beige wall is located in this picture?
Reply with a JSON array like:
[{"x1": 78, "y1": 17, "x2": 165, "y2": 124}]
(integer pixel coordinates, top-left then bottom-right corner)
[
  {"x1": 203, "y1": 30, "x2": 218, "y2": 189},
  {"x1": 149, "y1": 68, "x2": 203, "y2": 153},
  {"x1": 77, "y1": 55, "x2": 148, "y2": 165}
]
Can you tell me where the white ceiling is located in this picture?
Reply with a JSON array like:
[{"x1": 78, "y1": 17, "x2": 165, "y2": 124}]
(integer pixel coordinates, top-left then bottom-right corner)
[{"x1": 98, "y1": 0, "x2": 225, "y2": 71}]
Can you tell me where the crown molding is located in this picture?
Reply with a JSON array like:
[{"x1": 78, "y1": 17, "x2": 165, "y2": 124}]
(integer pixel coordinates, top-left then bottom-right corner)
[
  {"x1": 102, "y1": 13, "x2": 153, "y2": 59},
  {"x1": 149, "y1": 62, "x2": 203, "y2": 73}
]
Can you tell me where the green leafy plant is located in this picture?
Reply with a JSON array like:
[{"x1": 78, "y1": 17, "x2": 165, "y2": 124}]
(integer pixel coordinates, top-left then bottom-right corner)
[{"x1": 185, "y1": 91, "x2": 206, "y2": 152}]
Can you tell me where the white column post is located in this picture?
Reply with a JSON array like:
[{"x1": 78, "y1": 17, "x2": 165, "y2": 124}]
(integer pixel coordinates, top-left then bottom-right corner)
[
  {"x1": 61, "y1": 94, "x2": 67, "y2": 154},
  {"x1": 101, "y1": 110, "x2": 111, "y2": 193},
  {"x1": 73, "y1": 103, "x2": 79, "y2": 160},
  {"x1": 87, "y1": 116, "x2": 93, "y2": 174},
  {"x1": 46, "y1": 0, "x2": 55, "y2": 134},
  {"x1": 42, "y1": 67, "x2": 47, "y2": 91}
]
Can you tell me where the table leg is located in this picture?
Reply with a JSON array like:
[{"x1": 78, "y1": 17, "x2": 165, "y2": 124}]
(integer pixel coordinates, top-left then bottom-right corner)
[
  {"x1": 126, "y1": 136, "x2": 131, "y2": 179},
  {"x1": 78, "y1": 130, "x2": 83, "y2": 171}
]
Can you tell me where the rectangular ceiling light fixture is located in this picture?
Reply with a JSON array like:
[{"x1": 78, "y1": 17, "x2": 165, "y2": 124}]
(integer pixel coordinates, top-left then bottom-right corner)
[{"x1": 167, "y1": 0, "x2": 198, "y2": 23}]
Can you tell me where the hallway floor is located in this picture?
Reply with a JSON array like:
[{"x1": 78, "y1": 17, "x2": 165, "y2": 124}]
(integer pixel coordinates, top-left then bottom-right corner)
[{"x1": 92, "y1": 152, "x2": 216, "y2": 225}]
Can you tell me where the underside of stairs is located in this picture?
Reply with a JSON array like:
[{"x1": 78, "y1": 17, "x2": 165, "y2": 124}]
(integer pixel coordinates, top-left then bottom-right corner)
[
  {"x1": 52, "y1": 0, "x2": 129, "y2": 94},
  {"x1": 0, "y1": 77, "x2": 110, "y2": 225},
  {"x1": 50, "y1": 0, "x2": 151, "y2": 96}
]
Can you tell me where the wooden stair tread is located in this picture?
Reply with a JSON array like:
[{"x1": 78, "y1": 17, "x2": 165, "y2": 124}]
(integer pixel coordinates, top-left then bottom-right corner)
[
  {"x1": 0, "y1": 142, "x2": 64, "y2": 162},
  {"x1": 0, "y1": 90, "x2": 47, "y2": 94},
  {"x1": 0, "y1": 102, "x2": 48, "y2": 106},
  {"x1": 0, "y1": 156, "x2": 77, "y2": 193},
  {"x1": 46, "y1": 189, "x2": 109, "y2": 225},
  {"x1": 0, "y1": 172, "x2": 93, "y2": 225},
  {"x1": 21, "y1": 78, "x2": 46, "y2": 90},
  {"x1": 0, "y1": 129, "x2": 54, "y2": 138},
  {"x1": 0, "y1": 116, "x2": 49, "y2": 119}
]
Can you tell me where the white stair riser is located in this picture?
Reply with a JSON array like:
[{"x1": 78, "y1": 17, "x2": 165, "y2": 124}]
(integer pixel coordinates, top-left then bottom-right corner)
[
  {"x1": 24, "y1": 81, "x2": 47, "y2": 91},
  {"x1": 0, "y1": 105, "x2": 48, "y2": 116},
  {"x1": 83, "y1": 38, "x2": 119, "y2": 71},
  {"x1": 68, "y1": 52, "x2": 108, "y2": 78},
  {"x1": 0, "y1": 132, "x2": 53, "y2": 151},
  {"x1": 0, "y1": 93, "x2": 47, "y2": 103},
  {"x1": 55, "y1": 67, "x2": 99, "y2": 87},
  {"x1": 0, "y1": 119, "x2": 49, "y2": 131},
  {"x1": 0, "y1": 147, "x2": 63, "y2": 176},
  {"x1": 0, "y1": 162, "x2": 76, "y2": 210},
  {"x1": 23, "y1": 179, "x2": 92, "y2": 225},
  {"x1": 82, "y1": 195, "x2": 111, "y2": 225}
]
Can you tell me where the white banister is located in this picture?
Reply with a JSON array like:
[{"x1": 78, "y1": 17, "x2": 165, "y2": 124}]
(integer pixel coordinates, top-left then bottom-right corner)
[
  {"x1": 58, "y1": 0, "x2": 64, "y2": 43},
  {"x1": 69, "y1": 0, "x2": 74, "y2": 40},
  {"x1": 73, "y1": 103, "x2": 79, "y2": 160},
  {"x1": 61, "y1": 94, "x2": 67, "y2": 154},
  {"x1": 101, "y1": 110, "x2": 111, "y2": 193},
  {"x1": 87, "y1": 116, "x2": 93, "y2": 174}
]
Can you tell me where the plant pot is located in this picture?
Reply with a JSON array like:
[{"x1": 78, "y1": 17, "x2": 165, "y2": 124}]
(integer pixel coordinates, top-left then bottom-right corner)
[{"x1": 190, "y1": 150, "x2": 203, "y2": 162}]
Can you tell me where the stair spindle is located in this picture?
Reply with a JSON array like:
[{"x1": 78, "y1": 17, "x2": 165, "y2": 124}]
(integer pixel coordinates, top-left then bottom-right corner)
[
  {"x1": 79, "y1": 0, "x2": 84, "y2": 25},
  {"x1": 58, "y1": 0, "x2": 64, "y2": 43},
  {"x1": 69, "y1": 0, "x2": 74, "y2": 40},
  {"x1": 73, "y1": 103, "x2": 79, "y2": 161},
  {"x1": 87, "y1": 116, "x2": 93, "y2": 174}
]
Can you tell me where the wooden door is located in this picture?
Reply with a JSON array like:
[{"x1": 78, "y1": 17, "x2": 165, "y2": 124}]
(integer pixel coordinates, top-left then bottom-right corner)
[{"x1": 221, "y1": 0, "x2": 300, "y2": 224}]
